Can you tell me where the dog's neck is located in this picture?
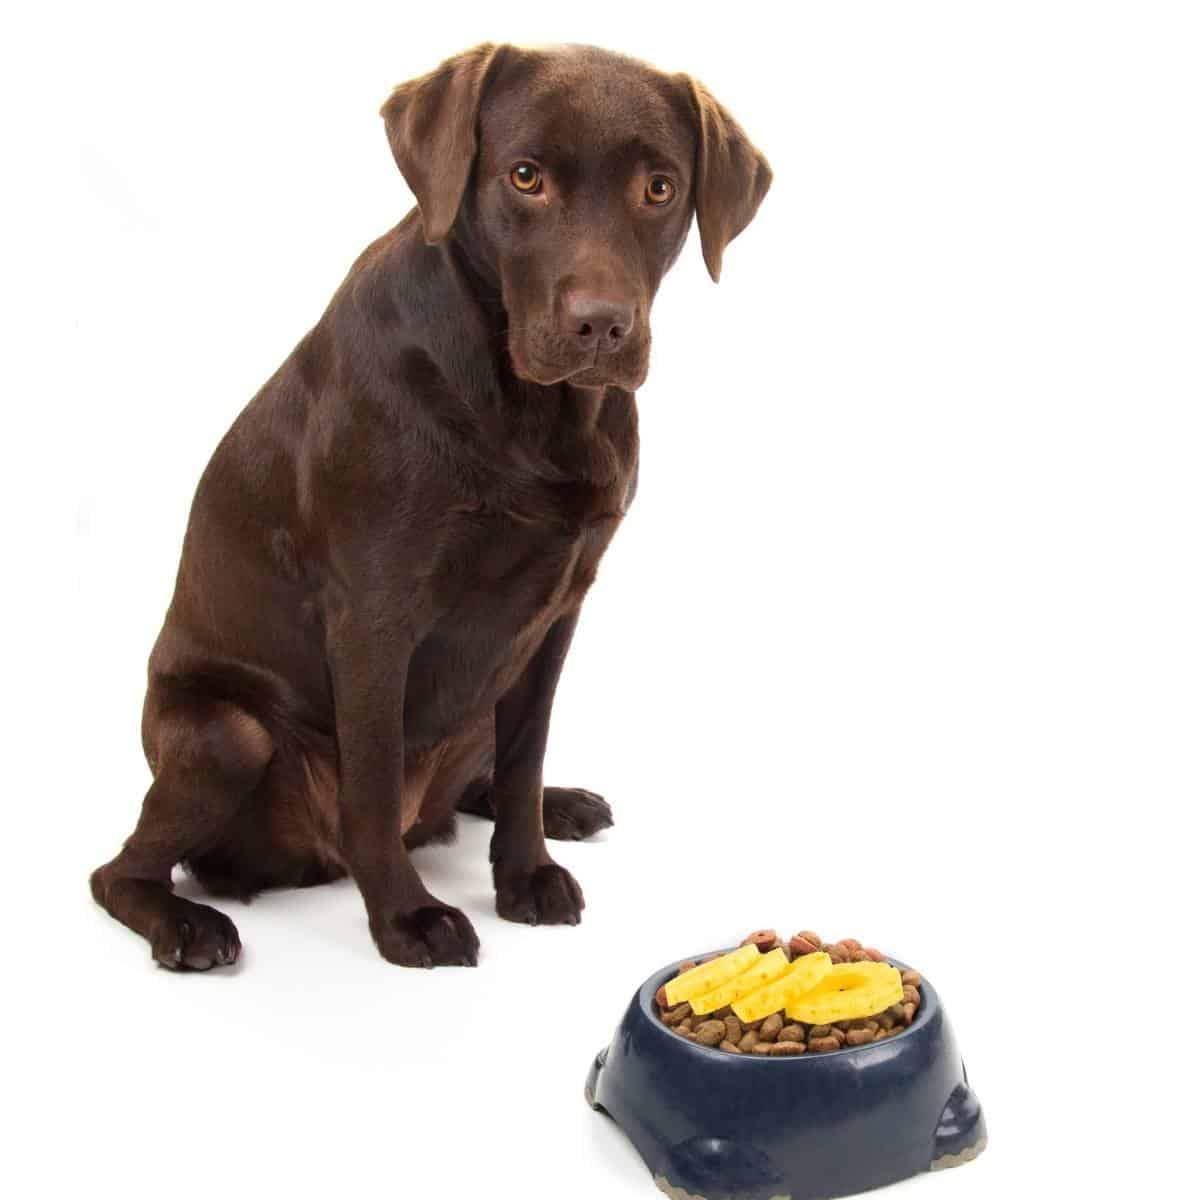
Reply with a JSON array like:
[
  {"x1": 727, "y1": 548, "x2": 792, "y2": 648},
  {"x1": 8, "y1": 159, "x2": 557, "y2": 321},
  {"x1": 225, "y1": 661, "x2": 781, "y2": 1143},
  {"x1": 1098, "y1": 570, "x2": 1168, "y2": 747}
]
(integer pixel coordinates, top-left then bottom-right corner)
[
  {"x1": 410, "y1": 220, "x2": 631, "y2": 487},
  {"x1": 318, "y1": 213, "x2": 636, "y2": 511}
]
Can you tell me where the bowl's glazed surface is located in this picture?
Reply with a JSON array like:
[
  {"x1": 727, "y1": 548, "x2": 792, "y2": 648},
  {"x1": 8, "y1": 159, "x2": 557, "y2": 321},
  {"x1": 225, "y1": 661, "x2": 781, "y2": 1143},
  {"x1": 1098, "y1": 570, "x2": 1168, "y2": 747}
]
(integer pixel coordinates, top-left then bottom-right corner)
[{"x1": 586, "y1": 953, "x2": 986, "y2": 1200}]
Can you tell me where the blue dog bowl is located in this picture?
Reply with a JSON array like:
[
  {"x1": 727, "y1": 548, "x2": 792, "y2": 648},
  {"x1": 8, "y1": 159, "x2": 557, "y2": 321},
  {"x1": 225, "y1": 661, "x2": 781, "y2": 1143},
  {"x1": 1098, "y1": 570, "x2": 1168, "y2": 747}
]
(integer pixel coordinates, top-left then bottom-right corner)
[{"x1": 586, "y1": 952, "x2": 986, "y2": 1200}]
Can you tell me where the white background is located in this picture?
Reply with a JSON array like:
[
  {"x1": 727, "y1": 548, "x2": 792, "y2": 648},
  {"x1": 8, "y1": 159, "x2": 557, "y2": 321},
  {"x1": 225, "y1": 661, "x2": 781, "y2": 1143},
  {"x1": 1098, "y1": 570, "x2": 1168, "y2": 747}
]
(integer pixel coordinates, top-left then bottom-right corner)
[{"x1": 7, "y1": 2, "x2": 1198, "y2": 1197}]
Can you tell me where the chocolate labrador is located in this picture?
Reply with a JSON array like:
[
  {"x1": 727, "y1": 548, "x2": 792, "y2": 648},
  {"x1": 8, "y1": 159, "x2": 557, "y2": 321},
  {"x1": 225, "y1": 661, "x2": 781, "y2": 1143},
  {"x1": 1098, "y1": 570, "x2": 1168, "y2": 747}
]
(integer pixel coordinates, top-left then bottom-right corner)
[{"x1": 90, "y1": 43, "x2": 771, "y2": 969}]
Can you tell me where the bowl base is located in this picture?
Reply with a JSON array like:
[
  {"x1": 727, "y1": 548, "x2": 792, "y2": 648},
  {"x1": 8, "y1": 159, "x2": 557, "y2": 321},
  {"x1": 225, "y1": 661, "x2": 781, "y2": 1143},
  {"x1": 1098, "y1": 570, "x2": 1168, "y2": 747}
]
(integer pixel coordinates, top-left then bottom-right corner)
[{"x1": 931, "y1": 1134, "x2": 988, "y2": 1171}]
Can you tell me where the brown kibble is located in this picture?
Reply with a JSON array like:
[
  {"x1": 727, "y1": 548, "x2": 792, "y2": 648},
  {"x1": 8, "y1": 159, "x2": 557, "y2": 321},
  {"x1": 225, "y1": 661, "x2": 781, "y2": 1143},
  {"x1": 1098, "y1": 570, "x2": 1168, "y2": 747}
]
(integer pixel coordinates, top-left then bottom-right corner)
[
  {"x1": 759, "y1": 1013, "x2": 784, "y2": 1042},
  {"x1": 677, "y1": 961, "x2": 697, "y2": 976},
  {"x1": 766, "y1": 1041, "x2": 806, "y2": 1056},
  {"x1": 741, "y1": 929, "x2": 780, "y2": 953},
  {"x1": 663, "y1": 1003, "x2": 692, "y2": 1027},
  {"x1": 788, "y1": 933, "x2": 822, "y2": 957},
  {"x1": 664, "y1": 936, "x2": 923, "y2": 1057}
]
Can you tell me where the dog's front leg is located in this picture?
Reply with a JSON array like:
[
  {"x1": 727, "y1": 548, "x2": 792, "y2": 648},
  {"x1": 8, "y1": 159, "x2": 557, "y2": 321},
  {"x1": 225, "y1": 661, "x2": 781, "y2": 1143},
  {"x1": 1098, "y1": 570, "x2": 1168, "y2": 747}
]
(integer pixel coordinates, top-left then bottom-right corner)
[
  {"x1": 328, "y1": 609, "x2": 479, "y2": 967},
  {"x1": 491, "y1": 610, "x2": 587, "y2": 926}
]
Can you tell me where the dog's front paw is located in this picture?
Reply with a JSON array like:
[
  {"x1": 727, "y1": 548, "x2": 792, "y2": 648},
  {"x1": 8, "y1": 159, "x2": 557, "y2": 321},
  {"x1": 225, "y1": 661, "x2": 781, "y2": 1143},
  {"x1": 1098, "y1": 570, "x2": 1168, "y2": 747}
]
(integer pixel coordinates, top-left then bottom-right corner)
[
  {"x1": 494, "y1": 862, "x2": 584, "y2": 926},
  {"x1": 371, "y1": 902, "x2": 480, "y2": 968}
]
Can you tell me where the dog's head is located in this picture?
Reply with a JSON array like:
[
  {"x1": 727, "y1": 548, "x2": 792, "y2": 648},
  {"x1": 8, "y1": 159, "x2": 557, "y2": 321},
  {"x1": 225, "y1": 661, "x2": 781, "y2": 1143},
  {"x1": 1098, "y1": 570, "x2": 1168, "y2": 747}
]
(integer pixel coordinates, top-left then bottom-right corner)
[{"x1": 382, "y1": 44, "x2": 771, "y2": 390}]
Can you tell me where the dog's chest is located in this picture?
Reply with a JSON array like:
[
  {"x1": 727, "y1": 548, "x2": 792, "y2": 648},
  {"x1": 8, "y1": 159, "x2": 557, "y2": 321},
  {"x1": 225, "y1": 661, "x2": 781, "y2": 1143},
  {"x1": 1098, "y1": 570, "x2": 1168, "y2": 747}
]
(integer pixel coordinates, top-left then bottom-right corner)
[{"x1": 404, "y1": 485, "x2": 627, "y2": 747}]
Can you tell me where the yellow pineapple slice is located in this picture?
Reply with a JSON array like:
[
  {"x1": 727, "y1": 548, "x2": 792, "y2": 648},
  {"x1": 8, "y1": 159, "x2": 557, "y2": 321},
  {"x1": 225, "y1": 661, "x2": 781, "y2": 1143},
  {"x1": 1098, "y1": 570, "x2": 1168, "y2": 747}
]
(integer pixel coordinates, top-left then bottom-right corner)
[
  {"x1": 785, "y1": 963, "x2": 903, "y2": 1024},
  {"x1": 664, "y1": 944, "x2": 761, "y2": 1007},
  {"x1": 690, "y1": 948, "x2": 792, "y2": 1015},
  {"x1": 732, "y1": 951, "x2": 833, "y2": 1023}
]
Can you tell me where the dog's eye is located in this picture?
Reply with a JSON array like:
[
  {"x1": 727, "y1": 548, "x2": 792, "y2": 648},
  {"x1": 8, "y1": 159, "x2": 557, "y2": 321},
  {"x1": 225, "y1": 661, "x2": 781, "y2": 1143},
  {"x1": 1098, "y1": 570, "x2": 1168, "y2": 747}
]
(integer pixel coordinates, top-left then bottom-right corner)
[
  {"x1": 510, "y1": 163, "x2": 543, "y2": 194},
  {"x1": 645, "y1": 176, "x2": 676, "y2": 206}
]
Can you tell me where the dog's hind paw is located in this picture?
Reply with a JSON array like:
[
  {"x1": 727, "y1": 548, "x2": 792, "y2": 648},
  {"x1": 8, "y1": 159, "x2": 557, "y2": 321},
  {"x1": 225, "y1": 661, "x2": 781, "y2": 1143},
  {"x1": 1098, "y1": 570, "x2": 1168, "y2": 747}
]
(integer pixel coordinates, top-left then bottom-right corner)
[
  {"x1": 459, "y1": 783, "x2": 613, "y2": 842},
  {"x1": 151, "y1": 900, "x2": 241, "y2": 971},
  {"x1": 542, "y1": 787, "x2": 613, "y2": 840}
]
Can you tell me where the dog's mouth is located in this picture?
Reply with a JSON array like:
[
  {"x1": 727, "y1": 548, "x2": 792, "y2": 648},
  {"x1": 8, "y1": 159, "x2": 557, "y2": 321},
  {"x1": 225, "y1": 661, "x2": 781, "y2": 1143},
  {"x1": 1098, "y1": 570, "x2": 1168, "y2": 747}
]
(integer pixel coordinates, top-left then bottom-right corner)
[
  {"x1": 559, "y1": 361, "x2": 647, "y2": 391},
  {"x1": 511, "y1": 341, "x2": 649, "y2": 392}
]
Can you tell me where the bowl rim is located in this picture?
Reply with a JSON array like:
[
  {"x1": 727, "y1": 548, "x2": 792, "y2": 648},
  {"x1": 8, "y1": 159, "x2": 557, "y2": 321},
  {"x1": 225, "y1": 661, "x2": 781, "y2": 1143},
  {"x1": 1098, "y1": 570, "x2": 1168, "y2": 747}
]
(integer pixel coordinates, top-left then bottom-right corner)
[{"x1": 639, "y1": 948, "x2": 936, "y2": 1063}]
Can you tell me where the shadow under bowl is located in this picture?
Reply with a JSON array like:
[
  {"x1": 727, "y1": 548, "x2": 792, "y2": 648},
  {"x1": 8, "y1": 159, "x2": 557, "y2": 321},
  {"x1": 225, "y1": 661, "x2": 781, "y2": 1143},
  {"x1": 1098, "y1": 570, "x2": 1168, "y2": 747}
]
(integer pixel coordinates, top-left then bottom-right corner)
[{"x1": 586, "y1": 952, "x2": 986, "y2": 1200}]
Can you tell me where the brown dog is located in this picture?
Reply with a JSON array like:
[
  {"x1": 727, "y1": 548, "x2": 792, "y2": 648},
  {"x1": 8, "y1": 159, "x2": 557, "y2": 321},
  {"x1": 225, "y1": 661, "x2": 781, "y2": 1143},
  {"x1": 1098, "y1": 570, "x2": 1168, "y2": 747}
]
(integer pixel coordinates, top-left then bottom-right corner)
[{"x1": 90, "y1": 43, "x2": 771, "y2": 969}]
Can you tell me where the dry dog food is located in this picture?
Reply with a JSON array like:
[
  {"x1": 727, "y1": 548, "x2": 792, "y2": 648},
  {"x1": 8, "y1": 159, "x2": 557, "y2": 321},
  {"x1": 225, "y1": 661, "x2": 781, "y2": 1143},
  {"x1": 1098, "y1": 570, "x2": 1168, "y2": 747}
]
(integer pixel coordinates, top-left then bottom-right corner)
[{"x1": 654, "y1": 929, "x2": 923, "y2": 1056}]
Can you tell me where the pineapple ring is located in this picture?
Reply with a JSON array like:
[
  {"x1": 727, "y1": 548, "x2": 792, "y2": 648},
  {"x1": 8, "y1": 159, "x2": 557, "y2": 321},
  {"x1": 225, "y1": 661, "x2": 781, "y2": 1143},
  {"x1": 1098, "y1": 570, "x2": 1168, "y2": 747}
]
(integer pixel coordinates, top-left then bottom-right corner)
[
  {"x1": 664, "y1": 944, "x2": 761, "y2": 1007},
  {"x1": 733, "y1": 952, "x2": 833, "y2": 1023},
  {"x1": 785, "y1": 963, "x2": 903, "y2": 1024},
  {"x1": 690, "y1": 948, "x2": 792, "y2": 1015}
]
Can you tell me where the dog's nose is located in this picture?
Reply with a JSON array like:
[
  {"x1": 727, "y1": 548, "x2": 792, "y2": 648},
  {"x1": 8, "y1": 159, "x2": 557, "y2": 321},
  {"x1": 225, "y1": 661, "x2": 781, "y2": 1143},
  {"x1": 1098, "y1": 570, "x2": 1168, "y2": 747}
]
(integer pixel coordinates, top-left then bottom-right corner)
[{"x1": 563, "y1": 293, "x2": 635, "y2": 353}]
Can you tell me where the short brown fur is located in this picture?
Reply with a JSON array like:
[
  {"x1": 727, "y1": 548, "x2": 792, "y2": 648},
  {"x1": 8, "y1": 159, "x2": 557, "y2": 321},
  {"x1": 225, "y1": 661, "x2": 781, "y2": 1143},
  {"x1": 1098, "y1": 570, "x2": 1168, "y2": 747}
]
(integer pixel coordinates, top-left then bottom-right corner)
[{"x1": 90, "y1": 43, "x2": 770, "y2": 969}]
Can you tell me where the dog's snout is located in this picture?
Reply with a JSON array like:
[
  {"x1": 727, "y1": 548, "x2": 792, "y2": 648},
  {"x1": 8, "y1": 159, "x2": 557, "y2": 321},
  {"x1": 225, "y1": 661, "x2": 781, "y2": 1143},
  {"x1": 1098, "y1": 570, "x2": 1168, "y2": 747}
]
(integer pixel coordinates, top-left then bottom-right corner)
[{"x1": 563, "y1": 293, "x2": 635, "y2": 353}]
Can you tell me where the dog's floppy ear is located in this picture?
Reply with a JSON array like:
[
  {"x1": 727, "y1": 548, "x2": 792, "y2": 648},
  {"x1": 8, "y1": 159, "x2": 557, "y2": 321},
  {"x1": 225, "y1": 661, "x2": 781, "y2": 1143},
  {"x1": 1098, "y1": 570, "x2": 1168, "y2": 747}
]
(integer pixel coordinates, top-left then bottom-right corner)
[
  {"x1": 380, "y1": 43, "x2": 507, "y2": 244},
  {"x1": 684, "y1": 78, "x2": 773, "y2": 282}
]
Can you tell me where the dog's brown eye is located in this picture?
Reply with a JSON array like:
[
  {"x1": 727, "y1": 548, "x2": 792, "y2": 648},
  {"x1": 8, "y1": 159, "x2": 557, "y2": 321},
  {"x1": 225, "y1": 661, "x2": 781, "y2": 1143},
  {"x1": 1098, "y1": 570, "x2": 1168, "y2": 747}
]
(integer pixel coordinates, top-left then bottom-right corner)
[
  {"x1": 510, "y1": 163, "x2": 542, "y2": 193},
  {"x1": 646, "y1": 176, "x2": 675, "y2": 206}
]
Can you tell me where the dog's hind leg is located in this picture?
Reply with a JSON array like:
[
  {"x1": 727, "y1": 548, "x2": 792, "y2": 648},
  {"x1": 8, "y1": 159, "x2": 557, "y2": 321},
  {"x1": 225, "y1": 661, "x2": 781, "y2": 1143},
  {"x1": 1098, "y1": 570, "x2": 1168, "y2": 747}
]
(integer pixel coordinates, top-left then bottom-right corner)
[
  {"x1": 90, "y1": 692, "x2": 273, "y2": 970},
  {"x1": 458, "y1": 780, "x2": 613, "y2": 841}
]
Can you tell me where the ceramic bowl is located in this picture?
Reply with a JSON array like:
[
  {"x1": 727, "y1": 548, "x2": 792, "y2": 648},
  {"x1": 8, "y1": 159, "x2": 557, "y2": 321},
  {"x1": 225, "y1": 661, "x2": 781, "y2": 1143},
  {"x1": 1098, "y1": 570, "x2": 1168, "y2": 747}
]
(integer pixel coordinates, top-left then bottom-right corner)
[{"x1": 586, "y1": 951, "x2": 986, "y2": 1200}]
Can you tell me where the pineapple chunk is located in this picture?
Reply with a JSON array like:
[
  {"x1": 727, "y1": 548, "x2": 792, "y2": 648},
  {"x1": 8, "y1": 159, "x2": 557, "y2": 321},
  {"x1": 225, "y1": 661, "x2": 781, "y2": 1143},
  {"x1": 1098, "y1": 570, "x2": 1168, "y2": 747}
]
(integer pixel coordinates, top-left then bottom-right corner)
[
  {"x1": 664, "y1": 944, "x2": 761, "y2": 1007},
  {"x1": 690, "y1": 948, "x2": 792, "y2": 1015},
  {"x1": 786, "y1": 963, "x2": 903, "y2": 1024},
  {"x1": 732, "y1": 951, "x2": 833, "y2": 1023}
]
